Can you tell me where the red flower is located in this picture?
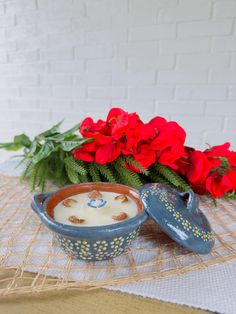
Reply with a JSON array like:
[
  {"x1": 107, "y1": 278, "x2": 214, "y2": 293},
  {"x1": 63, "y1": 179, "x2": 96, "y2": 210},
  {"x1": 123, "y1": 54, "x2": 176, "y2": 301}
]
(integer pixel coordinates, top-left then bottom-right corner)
[
  {"x1": 124, "y1": 143, "x2": 157, "y2": 171},
  {"x1": 148, "y1": 116, "x2": 167, "y2": 130},
  {"x1": 185, "y1": 150, "x2": 220, "y2": 194},
  {"x1": 227, "y1": 169, "x2": 236, "y2": 189},
  {"x1": 200, "y1": 142, "x2": 236, "y2": 197},
  {"x1": 80, "y1": 117, "x2": 107, "y2": 138},
  {"x1": 184, "y1": 144, "x2": 236, "y2": 197},
  {"x1": 78, "y1": 110, "x2": 128, "y2": 164},
  {"x1": 204, "y1": 142, "x2": 231, "y2": 158},
  {"x1": 205, "y1": 142, "x2": 236, "y2": 168},
  {"x1": 106, "y1": 108, "x2": 157, "y2": 170},
  {"x1": 106, "y1": 108, "x2": 129, "y2": 139},
  {"x1": 149, "y1": 118, "x2": 186, "y2": 169},
  {"x1": 173, "y1": 147, "x2": 194, "y2": 176},
  {"x1": 72, "y1": 107, "x2": 236, "y2": 200},
  {"x1": 206, "y1": 172, "x2": 233, "y2": 198},
  {"x1": 228, "y1": 153, "x2": 236, "y2": 168},
  {"x1": 187, "y1": 151, "x2": 220, "y2": 185},
  {"x1": 119, "y1": 117, "x2": 158, "y2": 171},
  {"x1": 72, "y1": 142, "x2": 96, "y2": 162},
  {"x1": 73, "y1": 138, "x2": 123, "y2": 164},
  {"x1": 106, "y1": 108, "x2": 142, "y2": 140},
  {"x1": 95, "y1": 140, "x2": 123, "y2": 164}
]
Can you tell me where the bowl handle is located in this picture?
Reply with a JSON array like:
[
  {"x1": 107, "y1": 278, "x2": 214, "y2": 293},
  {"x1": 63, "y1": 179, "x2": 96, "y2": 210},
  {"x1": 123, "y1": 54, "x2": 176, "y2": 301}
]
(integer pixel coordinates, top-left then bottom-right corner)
[
  {"x1": 178, "y1": 189, "x2": 199, "y2": 213},
  {"x1": 31, "y1": 193, "x2": 52, "y2": 216}
]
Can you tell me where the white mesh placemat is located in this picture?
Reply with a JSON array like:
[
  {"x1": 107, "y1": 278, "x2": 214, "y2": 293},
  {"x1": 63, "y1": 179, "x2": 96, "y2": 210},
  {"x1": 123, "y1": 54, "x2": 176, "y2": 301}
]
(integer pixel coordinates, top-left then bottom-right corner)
[{"x1": 1, "y1": 160, "x2": 236, "y2": 314}]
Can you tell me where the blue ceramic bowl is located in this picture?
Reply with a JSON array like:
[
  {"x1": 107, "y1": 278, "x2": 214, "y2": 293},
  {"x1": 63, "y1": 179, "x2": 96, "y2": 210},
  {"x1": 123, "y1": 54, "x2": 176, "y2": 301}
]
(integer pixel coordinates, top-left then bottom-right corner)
[{"x1": 31, "y1": 182, "x2": 148, "y2": 261}]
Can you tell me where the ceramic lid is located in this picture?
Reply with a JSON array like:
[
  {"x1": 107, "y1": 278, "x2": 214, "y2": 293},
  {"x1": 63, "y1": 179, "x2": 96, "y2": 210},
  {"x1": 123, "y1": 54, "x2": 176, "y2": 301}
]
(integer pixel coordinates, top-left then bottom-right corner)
[{"x1": 139, "y1": 183, "x2": 214, "y2": 254}]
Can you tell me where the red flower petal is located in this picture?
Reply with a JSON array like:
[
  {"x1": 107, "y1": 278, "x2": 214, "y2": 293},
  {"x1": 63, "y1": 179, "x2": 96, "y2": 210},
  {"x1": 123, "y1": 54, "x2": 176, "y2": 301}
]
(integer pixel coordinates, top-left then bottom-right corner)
[
  {"x1": 73, "y1": 150, "x2": 94, "y2": 162},
  {"x1": 187, "y1": 151, "x2": 220, "y2": 185},
  {"x1": 81, "y1": 142, "x2": 96, "y2": 152},
  {"x1": 95, "y1": 141, "x2": 122, "y2": 164},
  {"x1": 205, "y1": 142, "x2": 231, "y2": 157},
  {"x1": 206, "y1": 173, "x2": 232, "y2": 198},
  {"x1": 148, "y1": 116, "x2": 167, "y2": 130},
  {"x1": 80, "y1": 117, "x2": 107, "y2": 137}
]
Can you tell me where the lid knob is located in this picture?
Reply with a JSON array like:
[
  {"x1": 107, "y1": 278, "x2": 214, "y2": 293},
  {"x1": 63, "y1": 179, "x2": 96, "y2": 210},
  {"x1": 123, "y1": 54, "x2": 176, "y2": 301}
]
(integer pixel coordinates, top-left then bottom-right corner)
[{"x1": 178, "y1": 190, "x2": 200, "y2": 213}]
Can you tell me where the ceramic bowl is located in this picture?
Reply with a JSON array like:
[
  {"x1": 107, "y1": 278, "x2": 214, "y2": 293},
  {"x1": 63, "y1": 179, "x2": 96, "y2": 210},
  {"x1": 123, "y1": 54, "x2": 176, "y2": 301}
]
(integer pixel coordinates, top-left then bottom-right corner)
[{"x1": 31, "y1": 182, "x2": 148, "y2": 261}]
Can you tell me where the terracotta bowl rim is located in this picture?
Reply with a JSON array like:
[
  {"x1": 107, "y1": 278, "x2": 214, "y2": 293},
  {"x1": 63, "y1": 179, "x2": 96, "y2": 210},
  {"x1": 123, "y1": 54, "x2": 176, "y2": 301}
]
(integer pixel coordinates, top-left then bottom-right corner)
[{"x1": 39, "y1": 182, "x2": 148, "y2": 233}]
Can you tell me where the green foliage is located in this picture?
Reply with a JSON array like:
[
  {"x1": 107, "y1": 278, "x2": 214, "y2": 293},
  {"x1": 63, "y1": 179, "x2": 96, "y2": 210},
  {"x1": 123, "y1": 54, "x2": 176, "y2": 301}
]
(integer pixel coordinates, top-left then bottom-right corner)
[
  {"x1": 0, "y1": 122, "x2": 91, "y2": 190},
  {"x1": 36, "y1": 159, "x2": 48, "y2": 192},
  {"x1": 60, "y1": 138, "x2": 91, "y2": 152},
  {"x1": 64, "y1": 156, "x2": 91, "y2": 183},
  {"x1": 64, "y1": 156, "x2": 87, "y2": 176},
  {"x1": 32, "y1": 141, "x2": 55, "y2": 164},
  {"x1": 14, "y1": 134, "x2": 31, "y2": 148},
  {"x1": 138, "y1": 174, "x2": 150, "y2": 185},
  {"x1": 20, "y1": 159, "x2": 34, "y2": 181},
  {"x1": 154, "y1": 163, "x2": 191, "y2": 191},
  {"x1": 53, "y1": 152, "x2": 65, "y2": 180},
  {"x1": 0, "y1": 134, "x2": 31, "y2": 151},
  {"x1": 223, "y1": 191, "x2": 236, "y2": 200},
  {"x1": 148, "y1": 168, "x2": 174, "y2": 187},
  {"x1": 218, "y1": 157, "x2": 230, "y2": 175},
  {"x1": 65, "y1": 163, "x2": 80, "y2": 184},
  {"x1": 36, "y1": 120, "x2": 63, "y2": 139},
  {"x1": 79, "y1": 173, "x2": 90, "y2": 183},
  {"x1": 0, "y1": 122, "x2": 192, "y2": 193},
  {"x1": 51, "y1": 122, "x2": 81, "y2": 141},
  {"x1": 124, "y1": 155, "x2": 149, "y2": 176},
  {"x1": 27, "y1": 141, "x2": 38, "y2": 157},
  {"x1": 113, "y1": 157, "x2": 143, "y2": 188},
  {"x1": 89, "y1": 163, "x2": 101, "y2": 182},
  {"x1": 94, "y1": 163, "x2": 117, "y2": 183},
  {"x1": 30, "y1": 162, "x2": 41, "y2": 191},
  {"x1": 212, "y1": 198, "x2": 217, "y2": 207}
]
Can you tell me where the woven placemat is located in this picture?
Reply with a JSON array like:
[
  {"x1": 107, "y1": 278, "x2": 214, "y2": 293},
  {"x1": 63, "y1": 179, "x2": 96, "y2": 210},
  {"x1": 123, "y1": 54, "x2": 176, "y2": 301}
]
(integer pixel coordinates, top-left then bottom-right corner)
[{"x1": 0, "y1": 175, "x2": 236, "y2": 297}]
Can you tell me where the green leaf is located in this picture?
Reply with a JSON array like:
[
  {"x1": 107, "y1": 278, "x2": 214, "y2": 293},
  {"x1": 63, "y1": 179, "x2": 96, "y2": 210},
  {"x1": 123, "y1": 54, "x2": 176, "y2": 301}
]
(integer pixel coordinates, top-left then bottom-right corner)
[
  {"x1": 0, "y1": 142, "x2": 23, "y2": 151},
  {"x1": 27, "y1": 141, "x2": 38, "y2": 157},
  {"x1": 63, "y1": 134, "x2": 78, "y2": 141},
  {"x1": 113, "y1": 157, "x2": 143, "y2": 188},
  {"x1": 64, "y1": 156, "x2": 87, "y2": 175},
  {"x1": 65, "y1": 163, "x2": 80, "y2": 184},
  {"x1": 0, "y1": 133, "x2": 31, "y2": 151},
  {"x1": 30, "y1": 163, "x2": 41, "y2": 191},
  {"x1": 60, "y1": 138, "x2": 91, "y2": 152},
  {"x1": 20, "y1": 159, "x2": 34, "y2": 181},
  {"x1": 16, "y1": 156, "x2": 28, "y2": 168},
  {"x1": 212, "y1": 198, "x2": 217, "y2": 207},
  {"x1": 155, "y1": 163, "x2": 190, "y2": 191},
  {"x1": 36, "y1": 159, "x2": 48, "y2": 192},
  {"x1": 79, "y1": 174, "x2": 89, "y2": 183},
  {"x1": 14, "y1": 134, "x2": 31, "y2": 148},
  {"x1": 124, "y1": 155, "x2": 149, "y2": 176},
  {"x1": 219, "y1": 157, "x2": 230, "y2": 175},
  {"x1": 89, "y1": 163, "x2": 101, "y2": 182},
  {"x1": 95, "y1": 163, "x2": 117, "y2": 183},
  {"x1": 52, "y1": 123, "x2": 81, "y2": 141},
  {"x1": 148, "y1": 170, "x2": 173, "y2": 186},
  {"x1": 223, "y1": 191, "x2": 236, "y2": 200},
  {"x1": 53, "y1": 154, "x2": 65, "y2": 179},
  {"x1": 36, "y1": 120, "x2": 63, "y2": 139},
  {"x1": 32, "y1": 141, "x2": 55, "y2": 164}
]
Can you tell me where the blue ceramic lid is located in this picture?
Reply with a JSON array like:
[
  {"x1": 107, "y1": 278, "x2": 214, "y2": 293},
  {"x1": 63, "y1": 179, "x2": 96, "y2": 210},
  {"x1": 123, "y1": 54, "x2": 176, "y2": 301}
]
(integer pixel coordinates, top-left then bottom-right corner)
[{"x1": 139, "y1": 183, "x2": 214, "y2": 254}]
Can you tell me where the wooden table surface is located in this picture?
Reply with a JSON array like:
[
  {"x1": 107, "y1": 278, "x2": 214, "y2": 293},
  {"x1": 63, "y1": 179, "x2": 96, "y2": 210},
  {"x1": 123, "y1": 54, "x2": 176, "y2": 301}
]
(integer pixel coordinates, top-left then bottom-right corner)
[
  {"x1": 0, "y1": 271, "x2": 210, "y2": 314},
  {"x1": 0, "y1": 289, "x2": 211, "y2": 314}
]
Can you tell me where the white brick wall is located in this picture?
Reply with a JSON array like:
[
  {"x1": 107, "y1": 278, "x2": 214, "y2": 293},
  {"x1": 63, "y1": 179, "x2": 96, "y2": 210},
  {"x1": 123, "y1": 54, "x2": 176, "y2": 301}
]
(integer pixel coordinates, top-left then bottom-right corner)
[{"x1": 0, "y1": 0, "x2": 236, "y2": 162}]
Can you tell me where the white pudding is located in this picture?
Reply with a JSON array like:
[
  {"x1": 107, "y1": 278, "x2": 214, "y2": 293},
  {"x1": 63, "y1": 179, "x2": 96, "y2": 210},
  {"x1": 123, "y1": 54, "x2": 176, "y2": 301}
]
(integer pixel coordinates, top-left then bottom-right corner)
[{"x1": 53, "y1": 191, "x2": 138, "y2": 227}]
